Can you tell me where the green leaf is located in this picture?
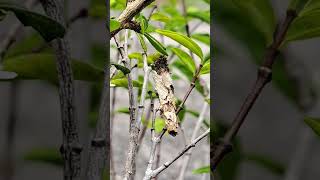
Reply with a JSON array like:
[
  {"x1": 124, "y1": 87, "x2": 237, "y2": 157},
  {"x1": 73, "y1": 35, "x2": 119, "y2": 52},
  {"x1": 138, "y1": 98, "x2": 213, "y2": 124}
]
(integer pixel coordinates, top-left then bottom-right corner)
[
  {"x1": 111, "y1": 63, "x2": 131, "y2": 75},
  {"x1": 136, "y1": 33, "x2": 147, "y2": 52},
  {"x1": 5, "y1": 33, "x2": 48, "y2": 58},
  {"x1": 24, "y1": 148, "x2": 62, "y2": 166},
  {"x1": 117, "y1": 107, "x2": 130, "y2": 114},
  {"x1": 150, "y1": 12, "x2": 170, "y2": 23},
  {"x1": 110, "y1": 19, "x2": 121, "y2": 32},
  {"x1": 232, "y1": 0, "x2": 276, "y2": 45},
  {"x1": 110, "y1": 78, "x2": 142, "y2": 88},
  {"x1": 285, "y1": 10, "x2": 320, "y2": 42},
  {"x1": 245, "y1": 153, "x2": 285, "y2": 175},
  {"x1": 192, "y1": 165, "x2": 210, "y2": 174},
  {"x1": 187, "y1": 8, "x2": 210, "y2": 23},
  {"x1": 186, "y1": 109, "x2": 210, "y2": 128},
  {"x1": 144, "y1": 33, "x2": 168, "y2": 55},
  {"x1": 200, "y1": 61, "x2": 210, "y2": 75},
  {"x1": 89, "y1": 0, "x2": 106, "y2": 18},
  {"x1": 288, "y1": 0, "x2": 310, "y2": 13},
  {"x1": 0, "y1": 2, "x2": 65, "y2": 41},
  {"x1": 171, "y1": 48, "x2": 196, "y2": 74},
  {"x1": 304, "y1": 117, "x2": 320, "y2": 137},
  {"x1": 156, "y1": 29, "x2": 203, "y2": 60},
  {"x1": 137, "y1": 15, "x2": 148, "y2": 34},
  {"x1": 191, "y1": 33, "x2": 210, "y2": 46},
  {"x1": 2, "y1": 54, "x2": 104, "y2": 83}
]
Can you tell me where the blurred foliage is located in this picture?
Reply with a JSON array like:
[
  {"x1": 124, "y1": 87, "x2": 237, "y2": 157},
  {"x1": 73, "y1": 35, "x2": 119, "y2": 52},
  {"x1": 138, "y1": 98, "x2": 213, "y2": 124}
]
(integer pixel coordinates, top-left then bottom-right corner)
[
  {"x1": 24, "y1": 147, "x2": 63, "y2": 166},
  {"x1": 0, "y1": 2, "x2": 65, "y2": 41},
  {"x1": 304, "y1": 117, "x2": 320, "y2": 137}
]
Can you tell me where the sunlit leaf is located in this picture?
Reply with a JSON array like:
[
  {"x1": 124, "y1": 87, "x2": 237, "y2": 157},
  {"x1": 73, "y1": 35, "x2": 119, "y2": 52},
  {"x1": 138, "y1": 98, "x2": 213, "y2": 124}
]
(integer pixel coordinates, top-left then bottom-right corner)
[
  {"x1": 187, "y1": 8, "x2": 210, "y2": 23},
  {"x1": 110, "y1": 19, "x2": 121, "y2": 32},
  {"x1": 111, "y1": 78, "x2": 142, "y2": 88},
  {"x1": 156, "y1": 29, "x2": 203, "y2": 60},
  {"x1": 200, "y1": 61, "x2": 210, "y2": 75},
  {"x1": 192, "y1": 33, "x2": 210, "y2": 46},
  {"x1": 150, "y1": 12, "x2": 170, "y2": 23},
  {"x1": 192, "y1": 165, "x2": 210, "y2": 174},
  {"x1": 171, "y1": 48, "x2": 196, "y2": 74}
]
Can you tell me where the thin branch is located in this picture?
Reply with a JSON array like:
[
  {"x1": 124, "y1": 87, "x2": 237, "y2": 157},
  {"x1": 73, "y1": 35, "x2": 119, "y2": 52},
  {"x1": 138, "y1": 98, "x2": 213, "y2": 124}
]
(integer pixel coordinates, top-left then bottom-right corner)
[
  {"x1": 178, "y1": 103, "x2": 208, "y2": 180},
  {"x1": 211, "y1": 10, "x2": 297, "y2": 171},
  {"x1": 176, "y1": 64, "x2": 203, "y2": 115},
  {"x1": 40, "y1": 1, "x2": 82, "y2": 179},
  {"x1": 123, "y1": 30, "x2": 139, "y2": 180},
  {"x1": 144, "y1": 129, "x2": 210, "y2": 179},
  {"x1": 181, "y1": 0, "x2": 194, "y2": 59}
]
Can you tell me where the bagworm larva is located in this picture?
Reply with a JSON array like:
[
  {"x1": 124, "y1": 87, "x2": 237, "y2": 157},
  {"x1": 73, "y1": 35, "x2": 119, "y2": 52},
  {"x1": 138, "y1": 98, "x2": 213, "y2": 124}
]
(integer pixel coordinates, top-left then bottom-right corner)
[{"x1": 152, "y1": 55, "x2": 178, "y2": 136}]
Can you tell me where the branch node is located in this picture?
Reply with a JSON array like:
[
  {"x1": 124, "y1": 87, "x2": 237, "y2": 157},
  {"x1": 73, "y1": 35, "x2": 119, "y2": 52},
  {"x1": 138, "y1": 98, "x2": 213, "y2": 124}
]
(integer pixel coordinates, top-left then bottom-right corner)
[{"x1": 258, "y1": 66, "x2": 272, "y2": 82}]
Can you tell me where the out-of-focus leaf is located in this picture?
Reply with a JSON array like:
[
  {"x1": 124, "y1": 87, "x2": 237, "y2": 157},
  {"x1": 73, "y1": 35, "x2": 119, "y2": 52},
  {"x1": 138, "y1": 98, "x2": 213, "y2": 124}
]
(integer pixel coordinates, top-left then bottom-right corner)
[
  {"x1": 245, "y1": 153, "x2": 285, "y2": 175},
  {"x1": 117, "y1": 107, "x2": 130, "y2": 114},
  {"x1": 111, "y1": 63, "x2": 130, "y2": 75},
  {"x1": 5, "y1": 33, "x2": 49, "y2": 58},
  {"x1": 192, "y1": 165, "x2": 210, "y2": 174},
  {"x1": 205, "y1": 98, "x2": 211, "y2": 105},
  {"x1": 304, "y1": 117, "x2": 320, "y2": 137},
  {"x1": 2, "y1": 54, "x2": 104, "y2": 83},
  {"x1": 110, "y1": 19, "x2": 121, "y2": 32},
  {"x1": 91, "y1": 43, "x2": 107, "y2": 68},
  {"x1": 192, "y1": 33, "x2": 210, "y2": 46},
  {"x1": 0, "y1": 9, "x2": 6, "y2": 20},
  {"x1": 288, "y1": 0, "x2": 310, "y2": 13},
  {"x1": 200, "y1": 61, "x2": 210, "y2": 75},
  {"x1": 0, "y1": 2, "x2": 65, "y2": 41},
  {"x1": 171, "y1": 48, "x2": 196, "y2": 74},
  {"x1": 110, "y1": 0, "x2": 126, "y2": 10},
  {"x1": 187, "y1": 7, "x2": 210, "y2": 23},
  {"x1": 215, "y1": 0, "x2": 312, "y2": 109},
  {"x1": 186, "y1": 109, "x2": 209, "y2": 128},
  {"x1": 110, "y1": 78, "x2": 142, "y2": 88},
  {"x1": 150, "y1": 12, "x2": 170, "y2": 23},
  {"x1": 89, "y1": 0, "x2": 106, "y2": 18},
  {"x1": 285, "y1": 10, "x2": 320, "y2": 42},
  {"x1": 24, "y1": 148, "x2": 62, "y2": 166},
  {"x1": 176, "y1": 99, "x2": 186, "y2": 123},
  {"x1": 232, "y1": 0, "x2": 276, "y2": 44},
  {"x1": 156, "y1": 29, "x2": 203, "y2": 60},
  {"x1": 144, "y1": 33, "x2": 168, "y2": 55}
]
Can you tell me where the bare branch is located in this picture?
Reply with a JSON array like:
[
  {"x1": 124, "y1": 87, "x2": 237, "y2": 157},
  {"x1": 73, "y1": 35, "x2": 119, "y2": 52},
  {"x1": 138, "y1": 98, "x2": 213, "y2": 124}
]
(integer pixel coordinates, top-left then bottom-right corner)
[
  {"x1": 144, "y1": 129, "x2": 210, "y2": 179},
  {"x1": 40, "y1": 0, "x2": 82, "y2": 179},
  {"x1": 178, "y1": 103, "x2": 208, "y2": 180}
]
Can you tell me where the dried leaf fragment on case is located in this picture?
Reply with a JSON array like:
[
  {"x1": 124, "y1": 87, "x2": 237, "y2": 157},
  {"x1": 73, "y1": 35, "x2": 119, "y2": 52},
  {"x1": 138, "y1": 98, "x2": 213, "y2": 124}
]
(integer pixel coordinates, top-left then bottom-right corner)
[{"x1": 152, "y1": 55, "x2": 178, "y2": 136}]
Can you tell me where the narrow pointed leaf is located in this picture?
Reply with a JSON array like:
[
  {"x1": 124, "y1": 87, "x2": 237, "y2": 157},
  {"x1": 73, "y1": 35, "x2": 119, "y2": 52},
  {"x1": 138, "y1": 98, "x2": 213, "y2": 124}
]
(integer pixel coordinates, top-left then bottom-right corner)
[
  {"x1": 200, "y1": 61, "x2": 210, "y2": 75},
  {"x1": 156, "y1": 29, "x2": 203, "y2": 60},
  {"x1": 110, "y1": 19, "x2": 121, "y2": 32},
  {"x1": 171, "y1": 48, "x2": 196, "y2": 74},
  {"x1": 24, "y1": 148, "x2": 62, "y2": 166},
  {"x1": 144, "y1": 33, "x2": 168, "y2": 55},
  {"x1": 111, "y1": 63, "x2": 131, "y2": 75},
  {"x1": 304, "y1": 117, "x2": 320, "y2": 137},
  {"x1": 192, "y1": 165, "x2": 210, "y2": 174}
]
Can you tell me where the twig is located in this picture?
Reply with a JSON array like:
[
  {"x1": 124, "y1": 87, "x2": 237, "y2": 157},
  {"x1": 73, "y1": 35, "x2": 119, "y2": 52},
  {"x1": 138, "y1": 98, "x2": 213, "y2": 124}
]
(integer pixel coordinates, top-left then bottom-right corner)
[
  {"x1": 123, "y1": 30, "x2": 139, "y2": 180},
  {"x1": 176, "y1": 64, "x2": 203, "y2": 115},
  {"x1": 144, "y1": 129, "x2": 210, "y2": 179},
  {"x1": 211, "y1": 10, "x2": 297, "y2": 171},
  {"x1": 40, "y1": 1, "x2": 82, "y2": 179},
  {"x1": 178, "y1": 103, "x2": 208, "y2": 180}
]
